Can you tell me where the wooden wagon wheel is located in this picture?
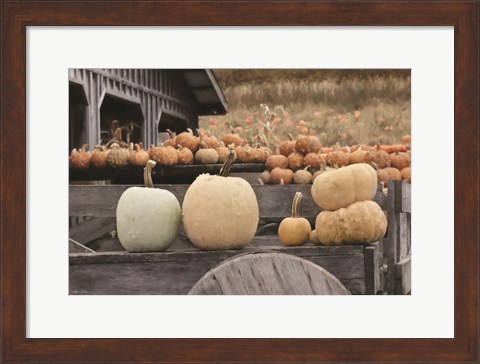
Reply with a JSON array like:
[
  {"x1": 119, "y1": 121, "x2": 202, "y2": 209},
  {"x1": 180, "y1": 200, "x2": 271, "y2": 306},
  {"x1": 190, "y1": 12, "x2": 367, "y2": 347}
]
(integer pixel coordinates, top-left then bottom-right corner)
[{"x1": 188, "y1": 252, "x2": 350, "y2": 295}]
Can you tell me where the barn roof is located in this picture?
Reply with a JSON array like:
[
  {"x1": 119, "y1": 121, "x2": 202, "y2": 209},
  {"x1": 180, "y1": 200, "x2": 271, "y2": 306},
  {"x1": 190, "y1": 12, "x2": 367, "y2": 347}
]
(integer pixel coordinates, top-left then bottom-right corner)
[{"x1": 181, "y1": 70, "x2": 228, "y2": 116}]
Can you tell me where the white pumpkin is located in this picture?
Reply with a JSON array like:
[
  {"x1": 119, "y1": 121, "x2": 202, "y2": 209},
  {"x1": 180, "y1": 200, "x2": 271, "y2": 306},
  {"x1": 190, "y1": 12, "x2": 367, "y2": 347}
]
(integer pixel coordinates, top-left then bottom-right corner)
[{"x1": 116, "y1": 160, "x2": 181, "y2": 252}]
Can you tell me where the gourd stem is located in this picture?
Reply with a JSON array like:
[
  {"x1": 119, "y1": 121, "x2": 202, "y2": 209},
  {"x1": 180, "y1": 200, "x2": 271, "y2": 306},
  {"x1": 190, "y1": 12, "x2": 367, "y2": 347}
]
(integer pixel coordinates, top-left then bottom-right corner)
[
  {"x1": 219, "y1": 145, "x2": 235, "y2": 177},
  {"x1": 143, "y1": 160, "x2": 156, "y2": 188},
  {"x1": 291, "y1": 192, "x2": 303, "y2": 218}
]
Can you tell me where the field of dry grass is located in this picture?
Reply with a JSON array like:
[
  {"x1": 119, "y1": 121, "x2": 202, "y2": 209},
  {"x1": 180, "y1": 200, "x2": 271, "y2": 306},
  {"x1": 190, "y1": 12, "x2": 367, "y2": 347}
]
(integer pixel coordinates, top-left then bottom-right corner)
[{"x1": 199, "y1": 70, "x2": 411, "y2": 150}]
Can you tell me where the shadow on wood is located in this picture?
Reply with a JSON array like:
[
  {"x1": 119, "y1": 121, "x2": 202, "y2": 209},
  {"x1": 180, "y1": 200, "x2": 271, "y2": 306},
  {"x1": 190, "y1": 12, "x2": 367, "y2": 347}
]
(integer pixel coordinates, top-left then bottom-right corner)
[{"x1": 188, "y1": 251, "x2": 350, "y2": 295}]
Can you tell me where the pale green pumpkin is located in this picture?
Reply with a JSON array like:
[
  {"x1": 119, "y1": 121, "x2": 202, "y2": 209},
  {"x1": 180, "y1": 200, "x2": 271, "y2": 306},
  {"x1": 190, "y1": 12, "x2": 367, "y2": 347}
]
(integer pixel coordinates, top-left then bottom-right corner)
[{"x1": 116, "y1": 160, "x2": 181, "y2": 252}]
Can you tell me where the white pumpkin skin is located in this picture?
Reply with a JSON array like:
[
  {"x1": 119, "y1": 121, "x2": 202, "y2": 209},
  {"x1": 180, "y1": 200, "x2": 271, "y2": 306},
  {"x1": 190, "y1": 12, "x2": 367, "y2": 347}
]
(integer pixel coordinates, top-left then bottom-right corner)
[
  {"x1": 315, "y1": 200, "x2": 387, "y2": 246},
  {"x1": 311, "y1": 163, "x2": 377, "y2": 211},
  {"x1": 182, "y1": 174, "x2": 259, "y2": 250},
  {"x1": 116, "y1": 187, "x2": 181, "y2": 252}
]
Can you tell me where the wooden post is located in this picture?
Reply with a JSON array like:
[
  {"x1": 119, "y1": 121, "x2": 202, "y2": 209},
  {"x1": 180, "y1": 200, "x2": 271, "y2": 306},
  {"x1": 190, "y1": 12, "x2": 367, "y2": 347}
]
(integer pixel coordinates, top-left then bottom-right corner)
[{"x1": 383, "y1": 180, "x2": 411, "y2": 294}]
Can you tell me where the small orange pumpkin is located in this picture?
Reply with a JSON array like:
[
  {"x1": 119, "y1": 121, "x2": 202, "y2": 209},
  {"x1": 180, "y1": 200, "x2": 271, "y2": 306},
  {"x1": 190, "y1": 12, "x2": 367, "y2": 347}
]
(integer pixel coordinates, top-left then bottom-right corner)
[
  {"x1": 70, "y1": 144, "x2": 92, "y2": 169},
  {"x1": 278, "y1": 192, "x2": 311, "y2": 246}
]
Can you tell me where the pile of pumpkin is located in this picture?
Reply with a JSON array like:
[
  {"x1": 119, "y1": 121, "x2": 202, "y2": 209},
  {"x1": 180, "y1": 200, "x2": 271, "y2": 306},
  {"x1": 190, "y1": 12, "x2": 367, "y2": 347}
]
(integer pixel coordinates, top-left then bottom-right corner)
[
  {"x1": 69, "y1": 128, "x2": 276, "y2": 170},
  {"x1": 259, "y1": 134, "x2": 411, "y2": 188},
  {"x1": 278, "y1": 163, "x2": 387, "y2": 247},
  {"x1": 116, "y1": 147, "x2": 261, "y2": 252},
  {"x1": 116, "y1": 147, "x2": 387, "y2": 253}
]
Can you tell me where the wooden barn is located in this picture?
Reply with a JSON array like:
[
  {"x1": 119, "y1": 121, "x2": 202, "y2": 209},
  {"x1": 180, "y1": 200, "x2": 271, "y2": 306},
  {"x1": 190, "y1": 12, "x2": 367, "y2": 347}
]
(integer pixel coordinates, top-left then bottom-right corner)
[{"x1": 68, "y1": 69, "x2": 228, "y2": 151}]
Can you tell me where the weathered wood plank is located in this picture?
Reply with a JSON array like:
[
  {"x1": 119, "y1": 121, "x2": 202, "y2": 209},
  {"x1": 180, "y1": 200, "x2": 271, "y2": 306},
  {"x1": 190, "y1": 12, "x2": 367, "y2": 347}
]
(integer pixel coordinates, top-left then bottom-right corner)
[
  {"x1": 364, "y1": 241, "x2": 382, "y2": 295},
  {"x1": 398, "y1": 212, "x2": 410, "y2": 261},
  {"x1": 69, "y1": 163, "x2": 266, "y2": 184},
  {"x1": 69, "y1": 239, "x2": 370, "y2": 294},
  {"x1": 395, "y1": 257, "x2": 411, "y2": 295},
  {"x1": 69, "y1": 184, "x2": 319, "y2": 219},
  {"x1": 392, "y1": 180, "x2": 411, "y2": 213},
  {"x1": 69, "y1": 217, "x2": 116, "y2": 245},
  {"x1": 188, "y1": 253, "x2": 350, "y2": 295},
  {"x1": 383, "y1": 180, "x2": 411, "y2": 294},
  {"x1": 69, "y1": 184, "x2": 387, "y2": 222}
]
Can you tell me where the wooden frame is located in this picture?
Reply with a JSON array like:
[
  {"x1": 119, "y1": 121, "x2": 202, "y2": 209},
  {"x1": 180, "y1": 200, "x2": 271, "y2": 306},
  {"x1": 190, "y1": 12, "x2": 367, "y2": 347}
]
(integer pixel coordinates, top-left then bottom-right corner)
[{"x1": 1, "y1": 1, "x2": 478, "y2": 362}]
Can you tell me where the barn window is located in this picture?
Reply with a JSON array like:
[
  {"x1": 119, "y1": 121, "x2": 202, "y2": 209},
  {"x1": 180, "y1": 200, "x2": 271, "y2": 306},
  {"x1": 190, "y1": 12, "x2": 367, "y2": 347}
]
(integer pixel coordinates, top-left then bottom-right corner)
[
  {"x1": 100, "y1": 94, "x2": 144, "y2": 145},
  {"x1": 157, "y1": 112, "x2": 188, "y2": 144},
  {"x1": 69, "y1": 82, "x2": 88, "y2": 152},
  {"x1": 158, "y1": 112, "x2": 188, "y2": 134}
]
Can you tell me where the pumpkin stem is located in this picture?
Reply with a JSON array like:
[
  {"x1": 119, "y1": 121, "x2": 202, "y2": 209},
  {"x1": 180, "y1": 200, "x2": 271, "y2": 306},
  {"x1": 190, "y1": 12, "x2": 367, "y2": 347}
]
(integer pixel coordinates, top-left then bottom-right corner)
[
  {"x1": 219, "y1": 145, "x2": 235, "y2": 177},
  {"x1": 143, "y1": 160, "x2": 156, "y2": 188},
  {"x1": 287, "y1": 133, "x2": 294, "y2": 141},
  {"x1": 291, "y1": 192, "x2": 303, "y2": 218}
]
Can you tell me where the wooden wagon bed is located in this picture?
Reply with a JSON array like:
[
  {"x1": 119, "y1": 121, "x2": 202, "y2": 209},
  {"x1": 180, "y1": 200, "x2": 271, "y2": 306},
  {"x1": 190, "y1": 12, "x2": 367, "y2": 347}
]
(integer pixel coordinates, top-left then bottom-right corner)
[{"x1": 69, "y1": 181, "x2": 411, "y2": 295}]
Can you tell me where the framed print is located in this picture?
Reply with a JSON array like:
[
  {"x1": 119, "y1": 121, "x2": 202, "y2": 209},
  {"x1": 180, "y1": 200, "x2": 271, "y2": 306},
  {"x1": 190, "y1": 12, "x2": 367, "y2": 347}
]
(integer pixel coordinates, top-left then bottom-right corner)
[{"x1": 1, "y1": 1, "x2": 478, "y2": 363}]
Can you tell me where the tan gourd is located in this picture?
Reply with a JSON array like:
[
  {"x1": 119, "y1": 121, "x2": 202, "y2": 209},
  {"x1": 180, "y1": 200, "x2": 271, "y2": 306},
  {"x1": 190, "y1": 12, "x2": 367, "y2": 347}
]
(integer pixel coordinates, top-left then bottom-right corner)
[
  {"x1": 315, "y1": 200, "x2": 387, "y2": 245},
  {"x1": 311, "y1": 163, "x2": 378, "y2": 211},
  {"x1": 107, "y1": 143, "x2": 130, "y2": 168},
  {"x1": 195, "y1": 142, "x2": 219, "y2": 164},
  {"x1": 293, "y1": 166, "x2": 313, "y2": 184},
  {"x1": 182, "y1": 147, "x2": 259, "y2": 250},
  {"x1": 278, "y1": 192, "x2": 311, "y2": 246},
  {"x1": 258, "y1": 170, "x2": 271, "y2": 185}
]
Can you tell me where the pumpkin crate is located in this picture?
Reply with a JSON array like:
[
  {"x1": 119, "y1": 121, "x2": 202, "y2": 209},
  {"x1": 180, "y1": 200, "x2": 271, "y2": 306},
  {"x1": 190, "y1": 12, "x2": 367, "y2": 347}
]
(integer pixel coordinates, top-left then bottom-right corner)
[{"x1": 68, "y1": 181, "x2": 411, "y2": 295}]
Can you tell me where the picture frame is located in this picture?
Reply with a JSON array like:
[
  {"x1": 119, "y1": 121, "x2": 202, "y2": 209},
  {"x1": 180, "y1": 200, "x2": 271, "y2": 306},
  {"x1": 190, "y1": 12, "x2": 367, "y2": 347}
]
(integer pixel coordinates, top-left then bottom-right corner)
[{"x1": 1, "y1": 1, "x2": 478, "y2": 362}]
